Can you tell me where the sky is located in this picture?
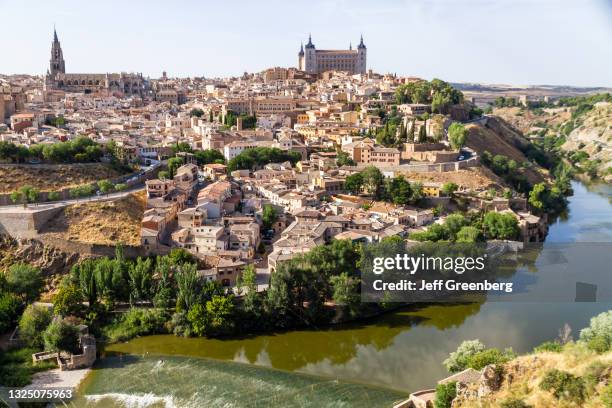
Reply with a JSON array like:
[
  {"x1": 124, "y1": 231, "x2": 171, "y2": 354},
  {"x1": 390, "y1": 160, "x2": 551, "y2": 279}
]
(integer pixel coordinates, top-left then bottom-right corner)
[{"x1": 1, "y1": 0, "x2": 611, "y2": 87}]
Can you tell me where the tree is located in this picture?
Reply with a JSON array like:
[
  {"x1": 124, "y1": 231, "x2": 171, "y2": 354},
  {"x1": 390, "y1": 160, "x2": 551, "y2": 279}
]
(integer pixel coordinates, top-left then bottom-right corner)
[
  {"x1": 417, "y1": 123, "x2": 427, "y2": 143},
  {"x1": 187, "y1": 303, "x2": 208, "y2": 336},
  {"x1": 336, "y1": 151, "x2": 356, "y2": 166},
  {"x1": 52, "y1": 281, "x2": 83, "y2": 317},
  {"x1": 205, "y1": 295, "x2": 235, "y2": 336},
  {"x1": 444, "y1": 213, "x2": 468, "y2": 240},
  {"x1": 189, "y1": 108, "x2": 204, "y2": 118},
  {"x1": 236, "y1": 265, "x2": 260, "y2": 316},
  {"x1": 176, "y1": 263, "x2": 200, "y2": 312},
  {"x1": 410, "y1": 181, "x2": 424, "y2": 204},
  {"x1": 579, "y1": 310, "x2": 612, "y2": 352},
  {"x1": 434, "y1": 381, "x2": 457, "y2": 408},
  {"x1": 441, "y1": 182, "x2": 458, "y2": 196},
  {"x1": 407, "y1": 121, "x2": 415, "y2": 143},
  {"x1": 482, "y1": 212, "x2": 520, "y2": 240},
  {"x1": 18, "y1": 304, "x2": 52, "y2": 349},
  {"x1": 6, "y1": 263, "x2": 43, "y2": 303},
  {"x1": 168, "y1": 248, "x2": 196, "y2": 265},
  {"x1": 71, "y1": 260, "x2": 98, "y2": 307},
  {"x1": 97, "y1": 179, "x2": 113, "y2": 195},
  {"x1": 167, "y1": 157, "x2": 184, "y2": 178},
  {"x1": 227, "y1": 147, "x2": 301, "y2": 172},
  {"x1": 432, "y1": 93, "x2": 452, "y2": 115},
  {"x1": 193, "y1": 149, "x2": 225, "y2": 165},
  {"x1": 47, "y1": 191, "x2": 60, "y2": 201},
  {"x1": 448, "y1": 122, "x2": 467, "y2": 150},
  {"x1": 329, "y1": 272, "x2": 360, "y2": 315},
  {"x1": 10, "y1": 185, "x2": 40, "y2": 204},
  {"x1": 262, "y1": 204, "x2": 277, "y2": 231},
  {"x1": 385, "y1": 176, "x2": 412, "y2": 205},
  {"x1": 114, "y1": 183, "x2": 127, "y2": 192},
  {"x1": 43, "y1": 318, "x2": 80, "y2": 354},
  {"x1": 361, "y1": 166, "x2": 384, "y2": 198},
  {"x1": 456, "y1": 226, "x2": 483, "y2": 243},
  {"x1": 344, "y1": 173, "x2": 364, "y2": 195},
  {"x1": 127, "y1": 257, "x2": 153, "y2": 304},
  {"x1": 0, "y1": 292, "x2": 22, "y2": 333},
  {"x1": 528, "y1": 182, "x2": 546, "y2": 211},
  {"x1": 158, "y1": 170, "x2": 170, "y2": 180},
  {"x1": 153, "y1": 256, "x2": 176, "y2": 309},
  {"x1": 69, "y1": 184, "x2": 94, "y2": 199}
]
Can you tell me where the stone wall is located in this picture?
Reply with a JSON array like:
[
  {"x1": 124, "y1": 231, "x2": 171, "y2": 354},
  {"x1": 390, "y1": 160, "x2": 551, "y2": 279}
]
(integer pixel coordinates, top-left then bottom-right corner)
[{"x1": 0, "y1": 206, "x2": 63, "y2": 238}]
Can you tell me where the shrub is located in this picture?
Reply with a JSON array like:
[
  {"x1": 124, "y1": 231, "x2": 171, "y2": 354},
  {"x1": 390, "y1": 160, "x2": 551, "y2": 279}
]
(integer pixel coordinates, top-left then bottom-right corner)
[
  {"x1": 0, "y1": 292, "x2": 22, "y2": 333},
  {"x1": 587, "y1": 334, "x2": 610, "y2": 354},
  {"x1": 580, "y1": 310, "x2": 612, "y2": 352},
  {"x1": 533, "y1": 341, "x2": 563, "y2": 353},
  {"x1": 43, "y1": 318, "x2": 80, "y2": 354},
  {"x1": 5, "y1": 263, "x2": 43, "y2": 303},
  {"x1": 499, "y1": 398, "x2": 533, "y2": 408},
  {"x1": 466, "y1": 348, "x2": 514, "y2": 370},
  {"x1": 602, "y1": 382, "x2": 612, "y2": 408},
  {"x1": 443, "y1": 339, "x2": 485, "y2": 373},
  {"x1": 583, "y1": 361, "x2": 608, "y2": 394},
  {"x1": 434, "y1": 381, "x2": 456, "y2": 408},
  {"x1": 18, "y1": 304, "x2": 52, "y2": 349},
  {"x1": 539, "y1": 369, "x2": 585, "y2": 403},
  {"x1": 52, "y1": 283, "x2": 83, "y2": 317},
  {"x1": 103, "y1": 308, "x2": 168, "y2": 343},
  {"x1": 169, "y1": 311, "x2": 192, "y2": 337}
]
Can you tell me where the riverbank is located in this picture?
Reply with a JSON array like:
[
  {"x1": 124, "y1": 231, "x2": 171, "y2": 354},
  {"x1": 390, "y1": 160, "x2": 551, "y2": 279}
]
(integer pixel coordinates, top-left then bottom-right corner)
[{"x1": 25, "y1": 367, "x2": 91, "y2": 390}]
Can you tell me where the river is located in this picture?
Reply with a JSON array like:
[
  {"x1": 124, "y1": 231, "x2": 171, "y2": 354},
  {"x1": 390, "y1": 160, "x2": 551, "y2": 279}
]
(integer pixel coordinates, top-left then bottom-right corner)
[{"x1": 74, "y1": 181, "x2": 612, "y2": 407}]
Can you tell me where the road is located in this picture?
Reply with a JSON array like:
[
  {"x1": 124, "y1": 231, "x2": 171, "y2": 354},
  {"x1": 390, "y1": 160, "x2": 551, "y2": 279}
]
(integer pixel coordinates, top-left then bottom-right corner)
[{"x1": 0, "y1": 184, "x2": 145, "y2": 212}]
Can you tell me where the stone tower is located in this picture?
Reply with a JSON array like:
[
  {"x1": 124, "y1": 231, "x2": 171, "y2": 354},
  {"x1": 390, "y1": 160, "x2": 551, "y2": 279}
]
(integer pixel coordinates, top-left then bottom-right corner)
[
  {"x1": 303, "y1": 34, "x2": 316, "y2": 74},
  {"x1": 357, "y1": 35, "x2": 367, "y2": 75},
  {"x1": 49, "y1": 27, "x2": 65, "y2": 76}
]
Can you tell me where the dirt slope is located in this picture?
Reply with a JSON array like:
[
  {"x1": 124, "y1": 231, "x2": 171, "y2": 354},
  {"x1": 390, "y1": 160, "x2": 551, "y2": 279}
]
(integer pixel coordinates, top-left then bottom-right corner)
[
  {"x1": 466, "y1": 117, "x2": 548, "y2": 186},
  {"x1": 0, "y1": 163, "x2": 123, "y2": 193},
  {"x1": 40, "y1": 192, "x2": 145, "y2": 246}
]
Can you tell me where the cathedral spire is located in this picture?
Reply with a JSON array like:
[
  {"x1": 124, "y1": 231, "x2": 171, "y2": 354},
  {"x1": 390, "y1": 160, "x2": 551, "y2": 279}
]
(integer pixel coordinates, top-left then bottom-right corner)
[{"x1": 50, "y1": 26, "x2": 65, "y2": 76}]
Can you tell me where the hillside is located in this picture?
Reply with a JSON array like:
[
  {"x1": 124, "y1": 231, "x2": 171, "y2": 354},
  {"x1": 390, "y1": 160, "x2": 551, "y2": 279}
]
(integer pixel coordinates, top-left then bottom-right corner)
[
  {"x1": 493, "y1": 101, "x2": 612, "y2": 181},
  {"x1": 465, "y1": 116, "x2": 549, "y2": 187},
  {"x1": 0, "y1": 163, "x2": 124, "y2": 193},
  {"x1": 453, "y1": 345, "x2": 612, "y2": 407},
  {"x1": 493, "y1": 106, "x2": 571, "y2": 135},
  {"x1": 561, "y1": 102, "x2": 612, "y2": 181},
  {"x1": 40, "y1": 191, "x2": 146, "y2": 246}
]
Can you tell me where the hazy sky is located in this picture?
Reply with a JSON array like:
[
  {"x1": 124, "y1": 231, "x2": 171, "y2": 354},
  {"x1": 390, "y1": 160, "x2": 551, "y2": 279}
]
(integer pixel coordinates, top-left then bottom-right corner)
[{"x1": 1, "y1": 0, "x2": 611, "y2": 86}]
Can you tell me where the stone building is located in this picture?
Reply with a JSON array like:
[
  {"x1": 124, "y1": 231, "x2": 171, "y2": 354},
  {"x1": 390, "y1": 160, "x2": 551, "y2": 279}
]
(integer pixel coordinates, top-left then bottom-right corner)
[
  {"x1": 298, "y1": 34, "x2": 367, "y2": 75},
  {"x1": 44, "y1": 28, "x2": 147, "y2": 96}
]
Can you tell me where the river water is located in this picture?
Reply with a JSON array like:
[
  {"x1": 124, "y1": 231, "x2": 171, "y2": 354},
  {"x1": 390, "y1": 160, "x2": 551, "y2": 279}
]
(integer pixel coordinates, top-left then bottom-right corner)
[{"x1": 75, "y1": 181, "x2": 612, "y2": 407}]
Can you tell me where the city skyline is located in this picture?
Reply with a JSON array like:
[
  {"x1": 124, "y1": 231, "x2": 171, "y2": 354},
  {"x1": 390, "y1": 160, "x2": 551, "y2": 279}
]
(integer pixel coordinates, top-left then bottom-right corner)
[{"x1": 1, "y1": 0, "x2": 611, "y2": 87}]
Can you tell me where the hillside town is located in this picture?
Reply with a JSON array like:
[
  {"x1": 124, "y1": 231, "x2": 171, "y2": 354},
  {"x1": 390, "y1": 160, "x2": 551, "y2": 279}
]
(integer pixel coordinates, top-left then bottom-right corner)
[
  {"x1": 1, "y1": 5, "x2": 611, "y2": 405},
  {"x1": 0, "y1": 30, "x2": 556, "y2": 292}
]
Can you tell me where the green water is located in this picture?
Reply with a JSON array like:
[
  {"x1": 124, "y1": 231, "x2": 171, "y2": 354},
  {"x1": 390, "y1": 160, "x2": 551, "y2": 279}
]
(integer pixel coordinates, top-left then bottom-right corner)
[{"x1": 78, "y1": 182, "x2": 612, "y2": 405}]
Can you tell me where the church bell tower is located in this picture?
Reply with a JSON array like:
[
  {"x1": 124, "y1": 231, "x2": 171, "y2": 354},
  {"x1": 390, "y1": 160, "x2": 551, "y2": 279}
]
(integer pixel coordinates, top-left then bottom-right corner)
[{"x1": 49, "y1": 27, "x2": 66, "y2": 76}]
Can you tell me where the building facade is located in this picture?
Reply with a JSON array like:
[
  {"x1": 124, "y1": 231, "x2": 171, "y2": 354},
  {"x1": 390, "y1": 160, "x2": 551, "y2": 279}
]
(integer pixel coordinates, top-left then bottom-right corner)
[
  {"x1": 298, "y1": 35, "x2": 367, "y2": 75},
  {"x1": 44, "y1": 28, "x2": 147, "y2": 96}
]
